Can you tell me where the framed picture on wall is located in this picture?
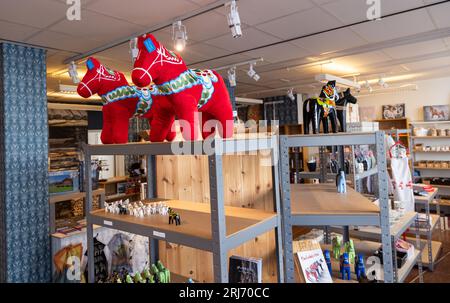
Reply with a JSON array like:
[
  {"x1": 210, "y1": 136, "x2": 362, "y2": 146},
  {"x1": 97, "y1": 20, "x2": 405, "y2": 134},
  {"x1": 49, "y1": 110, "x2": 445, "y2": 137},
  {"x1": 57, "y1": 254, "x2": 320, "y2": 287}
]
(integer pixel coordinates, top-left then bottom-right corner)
[
  {"x1": 382, "y1": 104, "x2": 405, "y2": 119},
  {"x1": 423, "y1": 105, "x2": 450, "y2": 121}
]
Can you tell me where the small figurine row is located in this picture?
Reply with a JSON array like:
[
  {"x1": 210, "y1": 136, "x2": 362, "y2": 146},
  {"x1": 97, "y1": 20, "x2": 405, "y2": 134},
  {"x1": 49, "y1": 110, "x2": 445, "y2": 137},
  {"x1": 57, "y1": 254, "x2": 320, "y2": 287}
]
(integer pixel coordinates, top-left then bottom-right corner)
[
  {"x1": 106, "y1": 261, "x2": 170, "y2": 283},
  {"x1": 328, "y1": 237, "x2": 367, "y2": 281},
  {"x1": 105, "y1": 200, "x2": 169, "y2": 217}
]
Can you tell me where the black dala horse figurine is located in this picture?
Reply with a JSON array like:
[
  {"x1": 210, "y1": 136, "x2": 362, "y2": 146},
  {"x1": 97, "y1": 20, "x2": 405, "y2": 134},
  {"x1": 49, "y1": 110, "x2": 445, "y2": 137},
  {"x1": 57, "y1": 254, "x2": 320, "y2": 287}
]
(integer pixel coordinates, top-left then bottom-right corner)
[
  {"x1": 303, "y1": 80, "x2": 339, "y2": 134},
  {"x1": 335, "y1": 88, "x2": 358, "y2": 132}
]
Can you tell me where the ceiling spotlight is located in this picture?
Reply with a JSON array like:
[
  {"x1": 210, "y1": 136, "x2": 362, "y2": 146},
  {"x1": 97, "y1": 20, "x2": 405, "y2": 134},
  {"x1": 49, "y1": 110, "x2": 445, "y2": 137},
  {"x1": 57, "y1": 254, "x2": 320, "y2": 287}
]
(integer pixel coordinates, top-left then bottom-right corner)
[
  {"x1": 287, "y1": 88, "x2": 295, "y2": 101},
  {"x1": 378, "y1": 78, "x2": 389, "y2": 89},
  {"x1": 172, "y1": 20, "x2": 187, "y2": 52},
  {"x1": 227, "y1": 66, "x2": 237, "y2": 87},
  {"x1": 67, "y1": 61, "x2": 79, "y2": 84},
  {"x1": 129, "y1": 37, "x2": 139, "y2": 63},
  {"x1": 226, "y1": 0, "x2": 242, "y2": 38},
  {"x1": 247, "y1": 63, "x2": 260, "y2": 81}
]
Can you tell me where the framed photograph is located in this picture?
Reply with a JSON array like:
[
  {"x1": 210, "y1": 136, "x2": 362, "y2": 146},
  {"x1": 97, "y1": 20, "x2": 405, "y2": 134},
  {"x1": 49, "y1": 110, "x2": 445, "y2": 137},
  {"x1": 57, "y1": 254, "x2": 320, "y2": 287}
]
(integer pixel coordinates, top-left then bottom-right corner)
[
  {"x1": 423, "y1": 105, "x2": 449, "y2": 121},
  {"x1": 382, "y1": 104, "x2": 405, "y2": 119}
]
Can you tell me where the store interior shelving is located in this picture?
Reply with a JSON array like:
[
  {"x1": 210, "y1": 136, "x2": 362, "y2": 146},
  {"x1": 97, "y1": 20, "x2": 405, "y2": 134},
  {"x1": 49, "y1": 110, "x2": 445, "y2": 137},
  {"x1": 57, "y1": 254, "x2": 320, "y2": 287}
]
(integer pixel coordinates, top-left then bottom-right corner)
[
  {"x1": 279, "y1": 131, "x2": 422, "y2": 283},
  {"x1": 83, "y1": 135, "x2": 284, "y2": 283}
]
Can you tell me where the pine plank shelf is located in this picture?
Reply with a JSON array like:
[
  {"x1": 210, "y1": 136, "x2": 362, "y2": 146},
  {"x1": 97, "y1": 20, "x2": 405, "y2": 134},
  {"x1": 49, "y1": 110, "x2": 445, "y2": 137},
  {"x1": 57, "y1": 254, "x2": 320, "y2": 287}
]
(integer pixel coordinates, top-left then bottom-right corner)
[
  {"x1": 89, "y1": 200, "x2": 278, "y2": 252},
  {"x1": 414, "y1": 186, "x2": 438, "y2": 204},
  {"x1": 406, "y1": 214, "x2": 440, "y2": 236},
  {"x1": 330, "y1": 212, "x2": 418, "y2": 240},
  {"x1": 290, "y1": 184, "x2": 380, "y2": 226},
  {"x1": 105, "y1": 192, "x2": 140, "y2": 202},
  {"x1": 406, "y1": 238, "x2": 442, "y2": 267},
  {"x1": 413, "y1": 150, "x2": 450, "y2": 153},
  {"x1": 412, "y1": 136, "x2": 450, "y2": 139},
  {"x1": 414, "y1": 167, "x2": 450, "y2": 171}
]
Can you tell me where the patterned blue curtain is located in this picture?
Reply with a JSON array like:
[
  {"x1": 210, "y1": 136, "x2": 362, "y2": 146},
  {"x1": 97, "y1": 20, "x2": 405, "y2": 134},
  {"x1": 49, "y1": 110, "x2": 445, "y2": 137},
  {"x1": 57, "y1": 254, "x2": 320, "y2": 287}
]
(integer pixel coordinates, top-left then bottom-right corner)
[{"x1": 0, "y1": 43, "x2": 50, "y2": 282}]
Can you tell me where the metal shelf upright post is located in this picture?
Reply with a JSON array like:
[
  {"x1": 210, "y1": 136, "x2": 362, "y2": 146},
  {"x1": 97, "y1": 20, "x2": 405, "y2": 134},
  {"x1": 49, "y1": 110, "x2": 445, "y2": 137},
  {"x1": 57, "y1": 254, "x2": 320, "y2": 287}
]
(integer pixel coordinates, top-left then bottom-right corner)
[{"x1": 83, "y1": 136, "x2": 284, "y2": 283}]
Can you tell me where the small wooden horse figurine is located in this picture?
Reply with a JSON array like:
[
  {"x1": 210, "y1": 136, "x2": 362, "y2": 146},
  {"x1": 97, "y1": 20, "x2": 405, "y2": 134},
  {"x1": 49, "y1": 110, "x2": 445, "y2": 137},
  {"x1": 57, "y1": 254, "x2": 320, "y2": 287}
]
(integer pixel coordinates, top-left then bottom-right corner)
[{"x1": 168, "y1": 207, "x2": 181, "y2": 225}]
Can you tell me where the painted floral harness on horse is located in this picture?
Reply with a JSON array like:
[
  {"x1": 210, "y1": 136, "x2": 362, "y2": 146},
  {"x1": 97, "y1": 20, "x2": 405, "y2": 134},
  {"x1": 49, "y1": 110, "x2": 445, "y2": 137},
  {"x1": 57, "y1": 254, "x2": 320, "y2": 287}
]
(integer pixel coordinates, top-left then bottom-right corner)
[{"x1": 100, "y1": 69, "x2": 219, "y2": 117}]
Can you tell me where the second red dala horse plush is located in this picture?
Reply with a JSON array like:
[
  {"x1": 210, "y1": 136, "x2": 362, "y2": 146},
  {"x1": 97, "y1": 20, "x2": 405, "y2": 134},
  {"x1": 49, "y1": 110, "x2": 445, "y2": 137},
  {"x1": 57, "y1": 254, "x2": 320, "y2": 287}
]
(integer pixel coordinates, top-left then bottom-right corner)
[{"x1": 132, "y1": 33, "x2": 234, "y2": 141}]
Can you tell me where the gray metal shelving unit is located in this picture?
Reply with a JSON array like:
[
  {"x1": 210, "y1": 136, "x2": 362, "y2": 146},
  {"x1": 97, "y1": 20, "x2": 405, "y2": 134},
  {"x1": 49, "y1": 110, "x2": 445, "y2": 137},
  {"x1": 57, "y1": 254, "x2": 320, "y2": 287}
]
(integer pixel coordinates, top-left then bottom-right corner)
[
  {"x1": 280, "y1": 132, "x2": 398, "y2": 283},
  {"x1": 83, "y1": 136, "x2": 284, "y2": 283}
]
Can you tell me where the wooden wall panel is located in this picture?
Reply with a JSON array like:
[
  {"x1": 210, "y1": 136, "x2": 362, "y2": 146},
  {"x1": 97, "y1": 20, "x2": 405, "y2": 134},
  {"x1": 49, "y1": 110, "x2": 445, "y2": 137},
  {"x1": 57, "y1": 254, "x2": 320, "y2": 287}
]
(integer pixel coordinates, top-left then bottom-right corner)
[{"x1": 156, "y1": 154, "x2": 277, "y2": 282}]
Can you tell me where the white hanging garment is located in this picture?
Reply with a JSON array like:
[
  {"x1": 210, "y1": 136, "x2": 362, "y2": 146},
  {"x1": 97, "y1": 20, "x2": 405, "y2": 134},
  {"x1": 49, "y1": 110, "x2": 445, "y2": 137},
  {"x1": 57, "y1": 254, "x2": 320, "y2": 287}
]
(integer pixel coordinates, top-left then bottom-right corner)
[{"x1": 388, "y1": 140, "x2": 414, "y2": 212}]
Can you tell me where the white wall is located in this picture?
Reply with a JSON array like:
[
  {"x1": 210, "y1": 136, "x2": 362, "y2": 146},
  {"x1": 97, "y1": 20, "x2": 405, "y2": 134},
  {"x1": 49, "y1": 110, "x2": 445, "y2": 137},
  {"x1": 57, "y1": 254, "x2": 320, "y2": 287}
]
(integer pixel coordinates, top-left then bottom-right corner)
[{"x1": 356, "y1": 76, "x2": 450, "y2": 121}]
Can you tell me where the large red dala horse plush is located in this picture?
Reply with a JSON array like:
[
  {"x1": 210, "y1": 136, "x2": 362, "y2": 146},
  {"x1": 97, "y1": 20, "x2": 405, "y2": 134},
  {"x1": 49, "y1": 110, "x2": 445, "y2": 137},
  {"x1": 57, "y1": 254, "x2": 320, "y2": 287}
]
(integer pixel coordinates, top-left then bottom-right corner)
[
  {"x1": 77, "y1": 57, "x2": 176, "y2": 144},
  {"x1": 132, "y1": 33, "x2": 233, "y2": 141}
]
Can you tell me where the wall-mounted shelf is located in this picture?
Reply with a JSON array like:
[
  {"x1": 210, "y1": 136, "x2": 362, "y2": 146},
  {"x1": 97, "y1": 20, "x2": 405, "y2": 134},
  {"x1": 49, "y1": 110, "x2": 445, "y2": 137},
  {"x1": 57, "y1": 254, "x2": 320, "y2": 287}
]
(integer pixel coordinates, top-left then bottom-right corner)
[{"x1": 414, "y1": 167, "x2": 450, "y2": 171}]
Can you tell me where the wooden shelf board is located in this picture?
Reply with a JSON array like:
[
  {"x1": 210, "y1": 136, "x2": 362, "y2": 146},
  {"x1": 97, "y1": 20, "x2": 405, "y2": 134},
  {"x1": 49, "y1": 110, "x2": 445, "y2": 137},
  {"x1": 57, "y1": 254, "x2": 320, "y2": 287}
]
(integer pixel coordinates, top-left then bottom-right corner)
[
  {"x1": 414, "y1": 185, "x2": 438, "y2": 204},
  {"x1": 49, "y1": 188, "x2": 105, "y2": 204},
  {"x1": 51, "y1": 224, "x2": 102, "y2": 239},
  {"x1": 90, "y1": 200, "x2": 276, "y2": 240},
  {"x1": 412, "y1": 136, "x2": 450, "y2": 139},
  {"x1": 414, "y1": 167, "x2": 450, "y2": 171},
  {"x1": 100, "y1": 176, "x2": 132, "y2": 185},
  {"x1": 406, "y1": 238, "x2": 442, "y2": 266},
  {"x1": 413, "y1": 150, "x2": 450, "y2": 153},
  {"x1": 332, "y1": 211, "x2": 417, "y2": 240},
  {"x1": 105, "y1": 192, "x2": 140, "y2": 202},
  {"x1": 291, "y1": 183, "x2": 379, "y2": 216}
]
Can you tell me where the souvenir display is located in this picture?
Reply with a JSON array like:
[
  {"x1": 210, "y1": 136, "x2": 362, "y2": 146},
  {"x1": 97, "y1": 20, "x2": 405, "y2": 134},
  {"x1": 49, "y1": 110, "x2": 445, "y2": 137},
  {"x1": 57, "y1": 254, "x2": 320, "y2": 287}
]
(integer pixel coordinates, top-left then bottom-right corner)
[{"x1": 105, "y1": 200, "x2": 169, "y2": 218}]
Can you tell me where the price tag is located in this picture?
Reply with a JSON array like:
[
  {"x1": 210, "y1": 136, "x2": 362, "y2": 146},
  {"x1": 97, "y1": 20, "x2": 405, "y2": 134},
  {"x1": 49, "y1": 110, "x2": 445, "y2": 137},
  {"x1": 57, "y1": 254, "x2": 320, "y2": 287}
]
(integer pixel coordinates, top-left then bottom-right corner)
[{"x1": 104, "y1": 220, "x2": 113, "y2": 226}]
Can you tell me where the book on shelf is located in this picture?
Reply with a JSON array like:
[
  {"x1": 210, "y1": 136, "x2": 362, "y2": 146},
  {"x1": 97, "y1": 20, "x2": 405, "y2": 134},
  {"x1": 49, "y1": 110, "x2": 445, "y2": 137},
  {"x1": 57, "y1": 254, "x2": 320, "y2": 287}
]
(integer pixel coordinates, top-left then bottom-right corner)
[
  {"x1": 228, "y1": 255, "x2": 262, "y2": 283},
  {"x1": 294, "y1": 240, "x2": 333, "y2": 283}
]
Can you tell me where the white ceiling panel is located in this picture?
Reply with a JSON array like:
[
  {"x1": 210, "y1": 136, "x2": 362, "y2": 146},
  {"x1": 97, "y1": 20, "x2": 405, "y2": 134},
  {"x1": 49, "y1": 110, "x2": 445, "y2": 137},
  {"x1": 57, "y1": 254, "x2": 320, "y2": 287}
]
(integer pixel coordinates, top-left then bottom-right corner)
[
  {"x1": 255, "y1": 6, "x2": 343, "y2": 40},
  {"x1": 383, "y1": 39, "x2": 448, "y2": 59},
  {"x1": 204, "y1": 27, "x2": 280, "y2": 53},
  {"x1": 26, "y1": 30, "x2": 101, "y2": 53},
  {"x1": 351, "y1": 10, "x2": 436, "y2": 43},
  {"x1": 180, "y1": 11, "x2": 232, "y2": 42},
  {"x1": 237, "y1": 0, "x2": 314, "y2": 26},
  {"x1": 427, "y1": 2, "x2": 450, "y2": 29},
  {"x1": 402, "y1": 56, "x2": 450, "y2": 71},
  {"x1": 292, "y1": 28, "x2": 367, "y2": 55},
  {"x1": 0, "y1": 0, "x2": 67, "y2": 29},
  {"x1": 206, "y1": 53, "x2": 254, "y2": 69},
  {"x1": 47, "y1": 9, "x2": 145, "y2": 44},
  {"x1": 321, "y1": 0, "x2": 425, "y2": 24},
  {"x1": 0, "y1": 20, "x2": 41, "y2": 42},
  {"x1": 87, "y1": 0, "x2": 199, "y2": 27},
  {"x1": 334, "y1": 50, "x2": 392, "y2": 69},
  {"x1": 182, "y1": 42, "x2": 229, "y2": 61},
  {"x1": 245, "y1": 43, "x2": 311, "y2": 64}
]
